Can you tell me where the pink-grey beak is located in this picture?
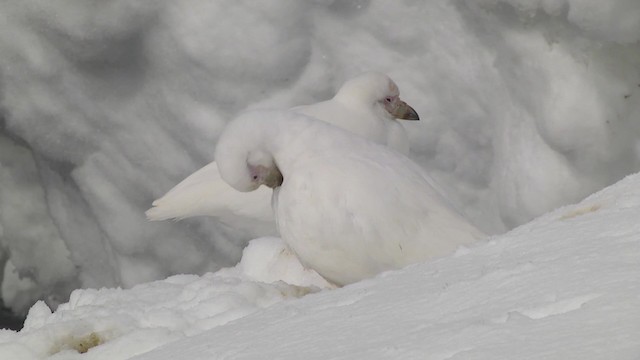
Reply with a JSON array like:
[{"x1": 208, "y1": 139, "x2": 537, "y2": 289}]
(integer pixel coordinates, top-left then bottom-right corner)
[{"x1": 390, "y1": 100, "x2": 419, "y2": 120}]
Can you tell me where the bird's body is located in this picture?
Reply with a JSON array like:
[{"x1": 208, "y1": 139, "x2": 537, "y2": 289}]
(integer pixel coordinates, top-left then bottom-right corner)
[
  {"x1": 215, "y1": 110, "x2": 485, "y2": 285},
  {"x1": 146, "y1": 72, "x2": 419, "y2": 237}
]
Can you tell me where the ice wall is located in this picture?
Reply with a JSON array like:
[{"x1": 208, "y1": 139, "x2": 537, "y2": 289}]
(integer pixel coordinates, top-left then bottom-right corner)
[{"x1": 0, "y1": 0, "x2": 638, "y2": 314}]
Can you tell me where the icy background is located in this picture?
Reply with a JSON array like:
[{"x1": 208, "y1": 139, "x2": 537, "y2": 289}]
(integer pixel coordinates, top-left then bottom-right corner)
[{"x1": 0, "y1": 0, "x2": 639, "y2": 315}]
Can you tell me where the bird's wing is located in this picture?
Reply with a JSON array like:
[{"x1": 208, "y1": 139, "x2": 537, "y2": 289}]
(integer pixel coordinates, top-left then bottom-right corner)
[
  {"x1": 276, "y1": 149, "x2": 484, "y2": 285},
  {"x1": 146, "y1": 161, "x2": 277, "y2": 236}
]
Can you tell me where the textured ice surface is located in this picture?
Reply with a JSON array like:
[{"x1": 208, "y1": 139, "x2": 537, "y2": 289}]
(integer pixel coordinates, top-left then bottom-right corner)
[{"x1": 0, "y1": 0, "x2": 639, "y2": 313}]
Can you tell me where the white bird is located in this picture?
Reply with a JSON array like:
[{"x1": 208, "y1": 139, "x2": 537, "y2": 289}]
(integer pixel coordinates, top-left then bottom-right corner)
[
  {"x1": 214, "y1": 109, "x2": 486, "y2": 286},
  {"x1": 146, "y1": 72, "x2": 419, "y2": 237}
]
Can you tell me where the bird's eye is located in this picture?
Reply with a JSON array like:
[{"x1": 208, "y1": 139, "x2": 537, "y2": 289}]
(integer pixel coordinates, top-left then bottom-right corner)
[
  {"x1": 252, "y1": 175, "x2": 258, "y2": 180},
  {"x1": 384, "y1": 97, "x2": 393, "y2": 103}
]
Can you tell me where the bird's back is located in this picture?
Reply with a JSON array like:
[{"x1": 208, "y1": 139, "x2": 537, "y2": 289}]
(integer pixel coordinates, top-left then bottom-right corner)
[
  {"x1": 273, "y1": 131, "x2": 485, "y2": 285},
  {"x1": 292, "y1": 98, "x2": 409, "y2": 154}
]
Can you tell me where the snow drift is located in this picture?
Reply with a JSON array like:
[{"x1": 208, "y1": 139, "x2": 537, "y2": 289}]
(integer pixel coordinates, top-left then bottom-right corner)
[{"x1": 0, "y1": 0, "x2": 639, "y2": 317}]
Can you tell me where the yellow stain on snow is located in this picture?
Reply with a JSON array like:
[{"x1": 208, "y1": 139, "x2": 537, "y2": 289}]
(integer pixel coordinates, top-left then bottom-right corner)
[
  {"x1": 50, "y1": 332, "x2": 104, "y2": 355},
  {"x1": 559, "y1": 204, "x2": 601, "y2": 220}
]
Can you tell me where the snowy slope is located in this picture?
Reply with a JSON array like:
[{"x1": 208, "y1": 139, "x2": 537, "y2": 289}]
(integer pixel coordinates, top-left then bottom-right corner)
[
  {"x1": 1, "y1": 0, "x2": 640, "y2": 320},
  {"x1": 1, "y1": 171, "x2": 638, "y2": 360},
  {"x1": 131, "y1": 172, "x2": 640, "y2": 360}
]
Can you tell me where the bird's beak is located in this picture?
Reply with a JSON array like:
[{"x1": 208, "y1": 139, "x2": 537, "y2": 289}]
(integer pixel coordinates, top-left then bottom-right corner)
[
  {"x1": 391, "y1": 100, "x2": 420, "y2": 121},
  {"x1": 264, "y1": 167, "x2": 283, "y2": 189}
]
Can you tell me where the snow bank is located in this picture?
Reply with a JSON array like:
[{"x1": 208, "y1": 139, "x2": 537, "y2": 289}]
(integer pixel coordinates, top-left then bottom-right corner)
[
  {"x1": 0, "y1": 237, "x2": 330, "y2": 359},
  {"x1": 1, "y1": 168, "x2": 639, "y2": 359},
  {"x1": 132, "y1": 170, "x2": 640, "y2": 360},
  {"x1": 480, "y1": 0, "x2": 640, "y2": 43},
  {"x1": 0, "y1": 1, "x2": 639, "y2": 315}
]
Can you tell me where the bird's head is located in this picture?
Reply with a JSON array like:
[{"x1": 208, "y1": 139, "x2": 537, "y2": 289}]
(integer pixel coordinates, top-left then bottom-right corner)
[
  {"x1": 215, "y1": 112, "x2": 284, "y2": 192},
  {"x1": 335, "y1": 72, "x2": 420, "y2": 121},
  {"x1": 246, "y1": 150, "x2": 283, "y2": 190}
]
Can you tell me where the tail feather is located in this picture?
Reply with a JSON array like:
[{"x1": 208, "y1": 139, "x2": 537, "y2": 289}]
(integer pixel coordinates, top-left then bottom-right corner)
[{"x1": 146, "y1": 162, "x2": 276, "y2": 235}]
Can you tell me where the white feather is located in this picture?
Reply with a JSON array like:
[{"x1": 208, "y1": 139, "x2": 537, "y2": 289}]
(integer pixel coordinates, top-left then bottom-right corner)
[
  {"x1": 146, "y1": 72, "x2": 417, "y2": 236},
  {"x1": 146, "y1": 162, "x2": 275, "y2": 237},
  {"x1": 215, "y1": 110, "x2": 486, "y2": 285}
]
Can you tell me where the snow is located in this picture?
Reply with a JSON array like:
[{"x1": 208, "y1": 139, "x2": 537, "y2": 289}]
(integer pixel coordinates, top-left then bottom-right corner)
[
  {"x1": 0, "y1": 237, "x2": 330, "y2": 360},
  {"x1": 480, "y1": 0, "x2": 640, "y2": 43},
  {"x1": 0, "y1": 0, "x2": 639, "y2": 343},
  {"x1": 1, "y1": 170, "x2": 639, "y2": 359}
]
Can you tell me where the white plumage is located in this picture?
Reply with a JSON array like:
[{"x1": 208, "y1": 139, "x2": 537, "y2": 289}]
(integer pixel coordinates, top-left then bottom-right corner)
[
  {"x1": 146, "y1": 72, "x2": 419, "y2": 237},
  {"x1": 214, "y1": 110, "x2": 486, "y2": 286}
]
